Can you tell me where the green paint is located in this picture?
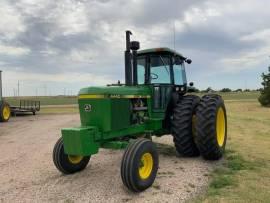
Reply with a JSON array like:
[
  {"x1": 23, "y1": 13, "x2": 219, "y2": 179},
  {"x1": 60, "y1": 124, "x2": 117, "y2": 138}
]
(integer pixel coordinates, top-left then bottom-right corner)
[
  {"x1": 62, "y1": 127, "x2": 100, "y2": 156},
  {"x1": 78, "y1": 98, "x2": 131, "y2": 132},
  {"x1": 79, "y1": 98, "x2": 112, "y2": 131},
  {"x1": 61, "y1": 84, "x2": 168, "y2": 156},
  {"x1": 111, "y1": 99, "x2": 130, "y2": 130},
  {"x1": 60, "y1": 48, "x2": 185, "y2": 157},
  {"x1": 101, "y1": 141, "x2": 129, "y2": 149},
  {"x1": 79, "y1": 86, "x2": 151, "y2": 96},
  {"x1": 61, "y1": 118, "x2": 164, "y2": 156}
]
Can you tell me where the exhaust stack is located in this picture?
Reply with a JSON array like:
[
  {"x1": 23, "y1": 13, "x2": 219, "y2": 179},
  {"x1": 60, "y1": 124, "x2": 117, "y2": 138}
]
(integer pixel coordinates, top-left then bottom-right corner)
[
  {"x1": 124, "y1": 31, "x2": 140, "y2": 86},
  {"x1": 125, "y1": 31, "x2": 132, "y2": 86}
]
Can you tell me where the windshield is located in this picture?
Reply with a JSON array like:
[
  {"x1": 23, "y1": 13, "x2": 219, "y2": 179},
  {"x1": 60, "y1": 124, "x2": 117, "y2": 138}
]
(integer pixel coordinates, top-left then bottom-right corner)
[{"x1": 150, "y1": 55, "x2": 171, "y2": 84}]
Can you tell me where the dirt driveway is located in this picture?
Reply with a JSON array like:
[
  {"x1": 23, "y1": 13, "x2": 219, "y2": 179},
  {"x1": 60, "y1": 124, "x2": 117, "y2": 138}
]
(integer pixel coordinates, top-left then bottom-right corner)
[{"x1": 0, "y1": 115, "x2": 214, "y2": 203}]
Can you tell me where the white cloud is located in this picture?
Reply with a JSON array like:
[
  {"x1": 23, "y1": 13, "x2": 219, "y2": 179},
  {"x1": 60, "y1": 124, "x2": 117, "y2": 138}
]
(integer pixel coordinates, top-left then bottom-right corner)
[
  {"x1": 219, "y1": 28, "x2": 270, "y2": 72},
  {"x1": 1, "y1": 0, "x2": 270, "y2": 95},
  {"x1": 54, "y1": 1, "x2": 90, "y2": 36},
  {"x1": 0, "y1": 44, "x2": 30, "y2": 56},
  {"x1": 3, "y1": 70, "x2": 110, "y2": 84},
  {"x1": 241, "y1": 29, "x2": 270, "y2": 42},
  {"x1": 0, "y1": 1, "x2": 26, "y2": 40}
]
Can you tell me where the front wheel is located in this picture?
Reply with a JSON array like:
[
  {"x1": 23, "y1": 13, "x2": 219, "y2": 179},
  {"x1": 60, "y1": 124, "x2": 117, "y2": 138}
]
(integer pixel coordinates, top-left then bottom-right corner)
[
  {"x1": 53, "y1": 138, "x2": 90, "y2": 174},
  {"x1": 121, "y1": 138, "x2": 159, "y2": 192}
]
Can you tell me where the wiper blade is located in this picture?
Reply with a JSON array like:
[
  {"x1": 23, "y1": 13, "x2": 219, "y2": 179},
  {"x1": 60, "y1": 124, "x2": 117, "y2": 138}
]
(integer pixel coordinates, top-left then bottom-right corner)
[{"x1": 159, "y1": 56, "x2": 170, "y2": 75}]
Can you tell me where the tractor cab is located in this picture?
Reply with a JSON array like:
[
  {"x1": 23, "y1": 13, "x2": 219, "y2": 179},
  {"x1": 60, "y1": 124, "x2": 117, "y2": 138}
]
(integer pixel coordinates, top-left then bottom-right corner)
[
  {"x1": 123, "y1": 31, "x2": 193, "y2": 119},
  {"x1": 137, "y1": 47, "x2": 188, "y2": 87},
  {"x1": 136, "y1": 48, "x2": 191, "y2": 113}
]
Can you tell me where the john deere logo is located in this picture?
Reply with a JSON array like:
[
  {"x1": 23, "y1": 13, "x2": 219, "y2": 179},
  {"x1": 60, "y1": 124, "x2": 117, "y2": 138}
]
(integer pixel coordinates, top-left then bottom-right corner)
[{"x1": 84, "y1": 104, "x2": 92, "y2": 112}]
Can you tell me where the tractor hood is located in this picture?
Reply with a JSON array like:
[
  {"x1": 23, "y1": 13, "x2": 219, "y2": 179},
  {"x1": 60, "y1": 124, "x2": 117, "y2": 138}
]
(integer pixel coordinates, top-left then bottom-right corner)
[
  {"x1": 79, "y1": 86, "x2": 151, "y2": 98},
  {"x1": 77, "y1": 85, "x2": 151, "y2": 130}
]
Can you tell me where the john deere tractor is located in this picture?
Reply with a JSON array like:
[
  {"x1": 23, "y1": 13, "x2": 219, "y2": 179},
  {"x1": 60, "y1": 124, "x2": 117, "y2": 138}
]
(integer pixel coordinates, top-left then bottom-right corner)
[
  {"x1": 53, "y1": 31, "x2": 227, "y2": 192},
  {"x1": 0, "y1": 70, "x2": 11, "y2": 122}
]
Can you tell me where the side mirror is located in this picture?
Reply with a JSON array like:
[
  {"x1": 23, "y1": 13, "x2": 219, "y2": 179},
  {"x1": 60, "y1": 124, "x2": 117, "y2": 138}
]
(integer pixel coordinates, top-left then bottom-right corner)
[
  {"x1": 189, "y1": 82, "x2": 194, "y2": 87},
  {"x1": 185, "y1": 59, "x2": 192, "y2": 64}
]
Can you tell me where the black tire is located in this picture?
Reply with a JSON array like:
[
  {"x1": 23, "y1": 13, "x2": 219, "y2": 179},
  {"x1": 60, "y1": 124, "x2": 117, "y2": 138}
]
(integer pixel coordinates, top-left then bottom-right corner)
[
  {"x1": 53, "y1": 138, "x2": 90, "y2": 174},
  {"x1": 171, "y1": 95, "x2": 200, "y2": 157},
  {"x1": 121, "y1": 138, "x2": 159, "y2": 192},
  {"x1": 196, "y1": 94, "x2": 227, "y2": 160},
  {"x1": 0, "y1": 101, "x2": 11, "y2": 122}
]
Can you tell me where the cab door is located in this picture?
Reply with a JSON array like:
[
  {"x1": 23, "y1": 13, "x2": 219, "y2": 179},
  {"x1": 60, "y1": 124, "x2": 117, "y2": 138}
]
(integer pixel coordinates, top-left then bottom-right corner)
[{"x1": 149, "y1": 55, "x2": 173, "y2": 116}]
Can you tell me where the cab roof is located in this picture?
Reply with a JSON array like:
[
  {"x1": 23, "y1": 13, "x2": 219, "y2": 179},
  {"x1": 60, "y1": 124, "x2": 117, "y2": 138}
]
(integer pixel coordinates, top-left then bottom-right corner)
[{"x1": 137, "y1": 47, "x2": 185, "y2": 59}]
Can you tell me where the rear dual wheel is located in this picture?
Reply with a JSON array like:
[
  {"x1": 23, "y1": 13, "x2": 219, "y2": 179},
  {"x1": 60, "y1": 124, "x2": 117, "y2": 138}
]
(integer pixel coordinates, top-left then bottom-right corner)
[
  {"x1": 0, "y1": 102, "x2": 11, "y2": 122},
  {"x1": 53, "y1": 138, "x2": 90, "y2": 174},
  {"x1": 121, "y1": 138, "x2": 159, "y2": 192},
  {"x1": 171, "y1": 95, "x2": 200, "y2": 157},
  {"x1": 196, "y1": 94, "x2": 227, "y2": 160},
  {"x1": 171, "y1": 94, "x2": 227, "y2": 160}
]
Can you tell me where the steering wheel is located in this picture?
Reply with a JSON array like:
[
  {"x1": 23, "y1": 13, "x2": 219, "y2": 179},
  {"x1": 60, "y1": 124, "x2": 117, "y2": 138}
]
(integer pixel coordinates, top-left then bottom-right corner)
[{"x1": 151, "y1": 73, "x2": 158, "y2": 80}]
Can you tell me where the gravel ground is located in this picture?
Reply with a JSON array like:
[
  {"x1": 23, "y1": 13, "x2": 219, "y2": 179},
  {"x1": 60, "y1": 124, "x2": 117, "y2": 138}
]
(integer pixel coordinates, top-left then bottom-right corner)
[{"x1": 0, "y1": 114, "x2": 215, "y2": 203}]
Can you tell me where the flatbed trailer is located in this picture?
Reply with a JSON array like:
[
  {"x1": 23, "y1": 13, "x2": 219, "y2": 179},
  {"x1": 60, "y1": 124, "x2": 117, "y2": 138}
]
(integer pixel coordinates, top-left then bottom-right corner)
[{"x1": 10, "y1": 100, "x2": 40, "y2": 115}]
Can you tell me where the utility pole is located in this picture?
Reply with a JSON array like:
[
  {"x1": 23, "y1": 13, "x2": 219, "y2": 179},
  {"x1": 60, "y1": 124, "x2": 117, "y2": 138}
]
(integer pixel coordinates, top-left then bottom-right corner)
[
  {"x1": 0, "y1": 70, "x2": 2, "y2": 100},
  {"x1": 17, "y1": 80, "x2": 20, "y2": 97},
  {"x1": 44, "y1": 84, "x2": 47, "y2": 96}
]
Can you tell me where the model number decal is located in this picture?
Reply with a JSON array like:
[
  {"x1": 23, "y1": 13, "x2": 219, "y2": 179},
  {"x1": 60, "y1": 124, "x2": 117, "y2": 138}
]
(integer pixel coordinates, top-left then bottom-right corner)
[
  {"x1": 109, "y1": 94, "x2": 121, "y2": 98},
  {"x1": 84, "y1": 104, "x2": 92, "y2": 112}
]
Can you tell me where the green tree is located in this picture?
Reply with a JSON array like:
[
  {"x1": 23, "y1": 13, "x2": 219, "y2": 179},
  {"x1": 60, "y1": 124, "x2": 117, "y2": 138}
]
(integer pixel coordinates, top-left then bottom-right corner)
[
  {"x1": 258, "y1": 66, "x2": 270, "y2": 106},
  {"x1": 235, "y1": 88, "x2": 242, "y2": 92},
  {"x1": 201, "y1": 87, "x2": 213, "y2": 93},
  {"x1": 220, "y1": 88, "x2": 232, "y2": 92}
]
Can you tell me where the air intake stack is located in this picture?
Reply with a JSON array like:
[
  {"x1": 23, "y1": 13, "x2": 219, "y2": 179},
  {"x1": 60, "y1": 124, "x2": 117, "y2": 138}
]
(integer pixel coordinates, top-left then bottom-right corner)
[
  {"x1": 124, "y1": 31, "x2": 140, "y2": 86},
  {"x1": 124, "y1": 31, "x2": 132, "y2": 86}
]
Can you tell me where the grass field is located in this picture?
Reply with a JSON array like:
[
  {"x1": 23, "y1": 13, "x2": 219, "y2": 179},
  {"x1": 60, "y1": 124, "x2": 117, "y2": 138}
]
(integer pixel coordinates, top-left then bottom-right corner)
[
  {"x1": 5, "y1": 96, "x2": 79, "y2": 114},
  {"x1": 5, "y1": 96, "x2": 78, "y2": 106},
  {"x1": 201, "y1": 100, "x2": 270, "y2": 202},
  {"x1": 4, "y1": 91, "x2": 270, "y2": 202},
  {"x1": 4, "y1": 91, "x2": 260, "y2": 106}
]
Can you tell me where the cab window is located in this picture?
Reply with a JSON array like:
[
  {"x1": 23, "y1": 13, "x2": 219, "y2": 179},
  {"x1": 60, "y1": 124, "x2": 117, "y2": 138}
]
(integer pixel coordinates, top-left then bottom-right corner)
[
  {"x1": 137, "y1": 57, "x2": 146, "y2": 84},
  {"x1": 173, "y1": 61, "x2": 187, "y2": 85},
  {"x1": 150, "y1": 56, "x2": 171, "y2": 84}
]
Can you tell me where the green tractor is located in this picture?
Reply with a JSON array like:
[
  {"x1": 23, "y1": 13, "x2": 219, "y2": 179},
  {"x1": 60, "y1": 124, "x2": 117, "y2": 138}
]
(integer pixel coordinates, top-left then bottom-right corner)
[
  {"x1": 53, "y1": 31, "x2": 227, "y2": 192},
  {"x1": 0, "y1": 70, "x2": 11, "y2": 122}
]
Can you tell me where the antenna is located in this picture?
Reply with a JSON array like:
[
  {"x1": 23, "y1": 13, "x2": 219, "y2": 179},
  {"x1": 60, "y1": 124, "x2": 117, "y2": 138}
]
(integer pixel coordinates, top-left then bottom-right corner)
[{"x1": 173, "y1": 21, "x2": 176, "y2": 51}]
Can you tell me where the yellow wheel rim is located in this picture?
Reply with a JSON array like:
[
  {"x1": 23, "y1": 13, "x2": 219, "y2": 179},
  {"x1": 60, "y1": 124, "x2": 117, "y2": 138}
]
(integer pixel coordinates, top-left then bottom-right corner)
[
  {"x1": 68, "y1": 155, "x2": 83, "y2": 164},
  {"x1": 216, "y1": 107, "x2": 226, "y2": 147},
  {"x1": 139, "y1": 153, "x2": 153, "y2": 179},
  {"x1": 3, "y1": 105, "x2": 11, "y2": 120}
]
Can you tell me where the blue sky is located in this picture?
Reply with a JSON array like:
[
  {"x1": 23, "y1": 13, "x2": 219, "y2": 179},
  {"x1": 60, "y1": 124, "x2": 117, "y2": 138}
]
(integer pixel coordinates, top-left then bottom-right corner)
[{"x1": 0, "y1": 0, "x2": 269, "y2": 96}]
